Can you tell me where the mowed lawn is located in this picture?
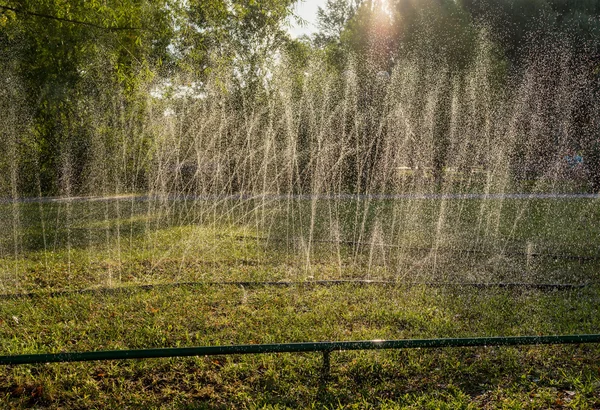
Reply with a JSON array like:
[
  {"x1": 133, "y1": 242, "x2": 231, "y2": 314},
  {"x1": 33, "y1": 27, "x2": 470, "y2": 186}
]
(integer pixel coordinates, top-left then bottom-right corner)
[{"x1": 0, "y1": 197, "x2": 598, "y2": 408}]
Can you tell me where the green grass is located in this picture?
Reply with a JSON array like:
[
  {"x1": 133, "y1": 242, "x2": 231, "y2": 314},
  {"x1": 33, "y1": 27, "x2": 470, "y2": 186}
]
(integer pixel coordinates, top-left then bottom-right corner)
[
  {"x1": 0, "y1": 284, "x2": 599, "y2": 408},
  {"x1": 0, "y1": 198, "x2": 599, "y2": 408}
]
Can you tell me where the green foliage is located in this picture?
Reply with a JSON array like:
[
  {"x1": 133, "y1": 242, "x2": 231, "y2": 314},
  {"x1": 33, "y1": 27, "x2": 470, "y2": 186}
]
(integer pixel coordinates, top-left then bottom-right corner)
[
  {"x1": 281, "y1": 37, "x2": 313, "y2": 98},
  {"x1": 2, "y1": 0, "x2": 600, "y2": 196},
  {"x1": 316, "y1": 0, "x2": 600, "y2": 77},
  {"x1": 458, "y1": 0, "x2": 600, "y2": 63},
  {"x1": 0, "y1": 0, "x2": 176, "y2": 195},
  {"x1": 315, "y1": 0, "x2": 361, "y2": 46},
  {"x1": 182, "y1": 0, "x2": 296, "y2": 78},
  {"x1": 308, "y1": 0, "x2": 600, "y2": 188},
  {"x1": 0, "y1": 0, "x2": 297, "y2": 196}
]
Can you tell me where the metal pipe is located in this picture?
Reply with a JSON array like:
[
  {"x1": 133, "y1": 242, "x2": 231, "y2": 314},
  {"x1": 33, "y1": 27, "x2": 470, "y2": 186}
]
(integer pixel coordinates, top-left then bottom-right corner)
[
  {"x1": 1, "y1": 334, "x2": 599, "y2": 365},
  {"x1": 321, "y1": 350, "x2": 331, "y2": 381},
  {"x1": 267, "y1": 237, "x2": 600, "y2": 262},
  {"x1": 3, "y1": 192, "x2": 600, "y2": 204},
  {"x1": 0, "y1": 281, "x2": 590, "y2": 300}
]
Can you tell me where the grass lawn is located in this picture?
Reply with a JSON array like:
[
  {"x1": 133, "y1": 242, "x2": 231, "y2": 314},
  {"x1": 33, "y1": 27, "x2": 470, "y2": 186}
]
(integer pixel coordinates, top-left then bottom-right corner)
[{"x1": 0, "y1": 197, "x2": 598, "y2": 408}]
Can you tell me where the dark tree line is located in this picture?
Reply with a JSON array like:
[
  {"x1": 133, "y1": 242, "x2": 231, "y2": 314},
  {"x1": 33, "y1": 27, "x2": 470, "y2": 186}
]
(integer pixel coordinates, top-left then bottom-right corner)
[
  {"x1": 1, "y1": 0, "x2": 600, "y2": 196},
  {"x1": 310, "y1": 0, "x2": 600, "y2": 191}
]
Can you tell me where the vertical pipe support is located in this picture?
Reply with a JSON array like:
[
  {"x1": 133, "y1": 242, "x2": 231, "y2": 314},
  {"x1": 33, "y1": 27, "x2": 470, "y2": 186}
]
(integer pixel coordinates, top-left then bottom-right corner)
[{"x1": 321, "y1": 349, "x2": 332, "y2": 381}]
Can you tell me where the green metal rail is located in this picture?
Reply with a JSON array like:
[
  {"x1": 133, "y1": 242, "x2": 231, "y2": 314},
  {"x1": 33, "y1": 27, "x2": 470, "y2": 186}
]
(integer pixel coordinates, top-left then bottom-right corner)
[{"x1": 1, "y1": 335, "x2": 599, "y2": 370}]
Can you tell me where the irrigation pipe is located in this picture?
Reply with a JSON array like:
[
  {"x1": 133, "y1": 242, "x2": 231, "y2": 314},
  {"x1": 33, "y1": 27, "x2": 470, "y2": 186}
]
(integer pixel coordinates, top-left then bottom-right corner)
[
  {"x1": 3, "y1": 192, "x2": 600, "y2": 204},
  {"x1": 263, "y1": 236, "x2": 600, "y2": 262},
  {"x1": 0, "y1": 280, "x2": 591, "y2": 300},
  {"x1": 0, "y1": 335, "x2": 599, "y2": 369},
  {"x1": 4, "y1": 193, "x2": 599, "y2": 261}
]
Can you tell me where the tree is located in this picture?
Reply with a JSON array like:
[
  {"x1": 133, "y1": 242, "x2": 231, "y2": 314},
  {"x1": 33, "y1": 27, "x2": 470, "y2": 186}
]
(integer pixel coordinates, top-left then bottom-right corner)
[
  {"x1": 314, "y1": 0, "x2": 361, "y2": 46},
  {"x1": 0, "y1": 0, "x2": 301, "y2": 196},
  {"x1": 0, "y1": 0, "x2": 175, "y2": 195},
  {"x1": 182, "y1": 0, "x2": 296, "y2": 88}
]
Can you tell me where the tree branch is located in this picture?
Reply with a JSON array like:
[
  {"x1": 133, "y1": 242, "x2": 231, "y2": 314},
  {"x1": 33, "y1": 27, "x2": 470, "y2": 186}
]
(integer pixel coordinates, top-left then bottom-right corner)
[{"x1": 0, "y1": 4, "x2": 149, "y2": 32}]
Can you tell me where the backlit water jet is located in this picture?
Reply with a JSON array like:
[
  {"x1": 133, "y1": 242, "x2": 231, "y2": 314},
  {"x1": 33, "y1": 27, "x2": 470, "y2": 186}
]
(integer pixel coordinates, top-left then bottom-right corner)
[{"x1": 0, "y1": 34, "x2": 599, "y2": 292}]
